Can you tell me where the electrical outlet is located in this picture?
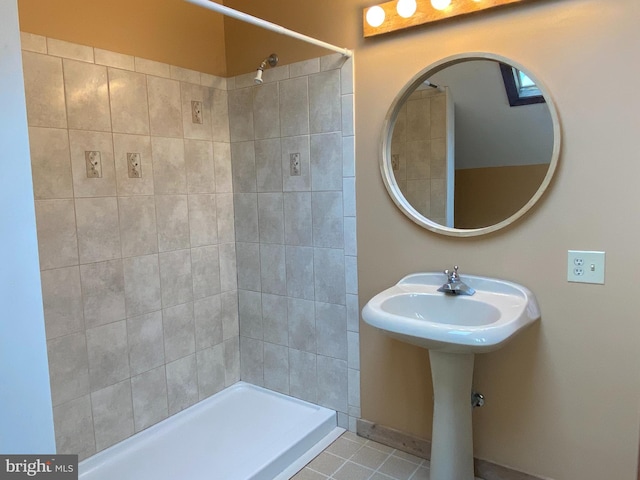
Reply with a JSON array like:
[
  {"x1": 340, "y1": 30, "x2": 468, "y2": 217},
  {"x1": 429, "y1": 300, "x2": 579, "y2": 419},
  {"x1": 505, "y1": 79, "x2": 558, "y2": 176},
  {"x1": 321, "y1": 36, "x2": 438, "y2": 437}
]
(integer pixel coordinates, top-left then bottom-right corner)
[
  {"x1": 290, "y1": 153, "x2": 301, "y2": 176},
  {"x1": 127, "y1": 153, "x2": 141, "y2": 178},
  {"x1": 85, "y1": 151, "x2": 102, "y2": 178},
  {"x1": 191, "y1": 100, "x2": 203, "y2": 124},
  {"x1": 567, "y1": 250, "x2": 605, "y2": 284}
]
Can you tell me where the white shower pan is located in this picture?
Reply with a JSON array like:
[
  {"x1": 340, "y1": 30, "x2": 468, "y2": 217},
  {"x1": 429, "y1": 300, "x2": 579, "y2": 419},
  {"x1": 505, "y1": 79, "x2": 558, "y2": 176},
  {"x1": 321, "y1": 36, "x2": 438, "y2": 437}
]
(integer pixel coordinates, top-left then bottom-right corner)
[{"x1": 79, "y1": 382, "x2": 342, "y2": 480}]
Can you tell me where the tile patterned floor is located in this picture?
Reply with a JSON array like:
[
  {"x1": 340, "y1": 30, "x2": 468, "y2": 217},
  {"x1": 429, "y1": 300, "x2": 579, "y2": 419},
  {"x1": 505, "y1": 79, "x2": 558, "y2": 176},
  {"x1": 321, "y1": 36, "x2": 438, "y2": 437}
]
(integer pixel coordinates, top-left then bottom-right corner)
[{"x1": 292, "y1": 431, "x2": 431, "y2": 480}]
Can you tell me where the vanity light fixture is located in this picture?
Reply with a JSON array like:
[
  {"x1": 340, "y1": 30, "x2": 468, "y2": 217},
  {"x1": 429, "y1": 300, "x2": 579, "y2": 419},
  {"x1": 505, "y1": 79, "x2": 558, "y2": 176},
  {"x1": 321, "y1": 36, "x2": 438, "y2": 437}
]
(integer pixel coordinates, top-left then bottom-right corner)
[{"x1": 363, "y1": 0, "x2": 539, "y2": 37}]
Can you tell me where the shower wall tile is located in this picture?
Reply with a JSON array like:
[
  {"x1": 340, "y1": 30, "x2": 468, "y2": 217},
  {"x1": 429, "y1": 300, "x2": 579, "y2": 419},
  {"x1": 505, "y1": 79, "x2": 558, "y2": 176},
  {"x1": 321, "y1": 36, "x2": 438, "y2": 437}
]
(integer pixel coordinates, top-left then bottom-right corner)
[
  {"x1": 191, "y1": 245, "x2": 221, "y2": 299},
  {"x1": 264, "y1": 342, "x2": 289, "y2": 395},
  {"x1": 127, "y1": 310, "x2": 165, "y2": 376},
  {"x1": 219, "y1": 243, "x2": 238, "y2": 292},
  {"x1": 75, "y1": 197, "x2": 121, "y2": 264},
  {"x1": 216, "y1": 194, "x2": 235, "y2": 243},
  {"x1": 224, "y1": 338, "x2": 240, "y2": 387},
  {"x1": 41, "y1": 266, "x2": 84, "y2": 340},
  {"x1": 95, "y1": 48, "x2": 134, "y2": 71},
  {"x1": 134, "y1": 57, "x2": 171, "y2": 78},
  {"x1": 112, "y1": 134, "x2": 154, "y2": 196},
  {"x1": 281, "y1": 135, "x2": 311, "y2": 192},
  {"x1": 312, "y1": 192, "x2": 344, "y2": 249},
  {"x1": 320, "y1": 53, "x2": 345, "y2": 72},
  {"x1": 309, "y1": 70, "x2": 341, "y2": 134},
  {"x1": 118, "y1": 196, "x2": 158, "y2": 257},
  {"x1": 162, "y1": 302, "x2": 196, "y2": 363},
  {"x1": 91, "y1": 380, "x2": 134, "y2": 452},
  {"x1": 213, "y1": 142, "x2": 233, "y2": 193},
  {"x1": 147, "y1": 76, "x2": 183, "y2": 137},
  {"x1": 47, "y1": 332, "x2": 90, "y2": 406},
  {"x1": 233, "y1": 193, "x2": 259, "y2": 243},
  {"x1": 262, "y1": 65, "x2": 290, "y2": 84},
  {"x1": 348, "y1": 368, "x2": 361, "y2": 409},
  {"x1": 341, "y1": 57, "x2": 354, "y2": 95},
  {"x1": 123, "y1": 254, "x2": 162, "y2": 317},
  {"x1": 346, "y1": 294, "x2": 360, "y2": 333},
  {"x1": 131, "y1": 366, "x2": 168, "y2": 432},
  {"x1": 159, "y1": 249, "x2": 193, "y2": 308},
  {"x1": 289, "y1": 349, "x2": 317, "y2": 404},
  {"x1": 53, "y1": 396, "x2": 96, "y2": 461},
  {"x1": 171, "y1": 65, "x2": 201, "y2": 85},
  {"x1": 231, "y1": 141, "x2": 257, "y2": 193},
  {"x1": 221, "y1": 291, "x2": 240, "y2": 340},
  {"x1": 151, "y1": 136, "x2": 187, "y2": 194},
  {"x1": 287, "y1": 297, "x2": 316, "y2": 354},
  {"x1": 196, "y1": 344, "x2": 225, "y2": 399},
  {"x1": 290, "y1": 58, "x2": 320, "y2": 78},
  {"x1": 166, "y1": 355, "x2": 199, "y2": 415},
  {"x1": 262, "y1": 293, "x2": 288, "y2": 346},
  {"x1": 228, "y1": 88, "x2": 254, "y2": 142},
  {"x1": 279, "y1": 77, "x2": 309, "y2": 137},
  {"x1": 48, "y1": 38, "x2": 93, "y2": 62},
  {"x1": 285, "y1": 246, "x2": 315, "y2": 300},
  {"x1": 63, "y1": 60, "x2": 111, "y2": 132},
  {"x1": 343, "y1": 136, "x2": 355, "y2": 178},
  {"x1": 257, "y1": 193, "x2": 285, "y2": 244},
  {"x1": 284, "y1": 192, "x2": 312, "y2": 246},
  {"x1": 345, "y1": 255, "x2": 359, "y2": 295},
  {"x1": 316, "y1": 302, "x2": 347, "y2": 360},
  {"x1": 35, "y1": 200, "x2": 78, "y2": 269},
  {"x1": 108, "y1": 68, "x2": 150, "y2": 135},
  {"x1": 86, "y1": 320, "x2": 130, "y2": 391},
  {"x1": 236, "y1": 242, "x2": 261, "y2": 292},
  {"x1": 311, "y1": 132, "x2": 342, "y2": 191},
  {"x1": 255, "y1": 138, "x2": 283, "y2": 192},
  {"x1": 188, "y1": 194, "x2": 218, "y2": 247},
  {"x1": 22, "y1": 52, "x2": 67, "y2": 128},
  {"x1": 80, "y1": 259, "x2": 126, "y2": 329},
  {"x1": 201, "y1": 73, "x2": 226, "y2": 91},
  {"x1": 348, "y1": 331, "x2": 360, "y2": 370},
  {"x1": 314, "y1": 248, "x2": 346, "y2": 305},
  {"x1": 317, "y1": 356, "x2": 348, "y2": 413},
  {"x1": 28, "y1": 127, "x2": 73, "y2": 199},
  {"x1": 239, "y1": 289, "x2": 263, "y2": 340},
  {"x1": 68, "y1": 129, "x2": 116, "y2": 197},
  {"x1": 344, "y1": 217, "x2": 357, "y2": 257},
  {"x1": 20, "y1": 32, "x2": 47, "y2": 54},
  {"x1": 155, "y1": 195, "x2": 190, "y2": 252},
  {"x1": 194, "y1": 294, "x2": 223, "y2": 350},
  {"x1": 240, "y1": 336, "x2": 264, "y2": 386},
  {"x1": 185, "y1": 139, "x2": 215, "y2": 194},
  {"x1": 181, "y1": 83, "x2": 213, "y2": 141},
  {"x1": 234, "y1": 72, "x2": 257, "y2": 90},
  {"x1": 260, "y1": 244, "x2": 287, "y2": 296},
  {"x1": 343, "y1": 177, "x2": 356, "y2": 217},
  {"x1": 211, "y1": 89, "x2": 230, "y2": 142},
  {"x1": 253, "y1": 82, "x2": 280, "y2": 139},
  {"x1": 342, "y1": 94, "x2": 354, "y2": 137}
]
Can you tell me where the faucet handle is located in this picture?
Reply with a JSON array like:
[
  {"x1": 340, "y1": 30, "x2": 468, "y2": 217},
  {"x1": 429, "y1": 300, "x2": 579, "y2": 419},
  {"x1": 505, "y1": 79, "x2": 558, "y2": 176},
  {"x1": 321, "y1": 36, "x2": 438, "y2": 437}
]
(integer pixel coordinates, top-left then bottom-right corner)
[{"x1": 444, "y1": 265, "x2": 460, "y2": 282}]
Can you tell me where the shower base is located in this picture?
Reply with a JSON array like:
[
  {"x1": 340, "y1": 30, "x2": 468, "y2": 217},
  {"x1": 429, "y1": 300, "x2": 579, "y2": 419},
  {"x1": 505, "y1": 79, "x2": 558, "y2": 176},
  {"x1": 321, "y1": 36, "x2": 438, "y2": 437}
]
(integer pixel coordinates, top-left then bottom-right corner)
[{"x1": 79, "y1": 382, "x2": 342, "y2": 480}]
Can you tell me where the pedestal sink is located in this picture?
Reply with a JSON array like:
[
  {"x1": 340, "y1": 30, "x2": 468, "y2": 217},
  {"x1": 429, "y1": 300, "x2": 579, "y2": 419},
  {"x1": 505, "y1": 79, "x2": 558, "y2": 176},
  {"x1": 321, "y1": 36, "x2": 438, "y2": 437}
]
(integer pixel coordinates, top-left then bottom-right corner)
[{"x1": 362, "y1": 272, "x2": 540, "y2": 480}]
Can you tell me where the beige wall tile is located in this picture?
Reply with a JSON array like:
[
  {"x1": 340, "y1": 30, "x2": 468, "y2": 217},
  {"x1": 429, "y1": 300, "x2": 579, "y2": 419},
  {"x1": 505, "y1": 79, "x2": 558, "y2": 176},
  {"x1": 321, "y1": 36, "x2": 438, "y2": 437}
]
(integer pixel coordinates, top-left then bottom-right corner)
[
  {"x1": 196, "y1": 344, "x2": 225, "y2": 399},
  {"x1": 40, "y1": 266, "x2": 84, "y2": 339},
  {"x1": 63, "y1": 60, "x2": 111, "y2": 132},
  {"x1": 127, "y1": 311, "x2": 165, "y2": 376},
  {"x1": 185, "y1": 139, "x2": 215, "y2": 194},
  {"x1": 134, "y1": 57, "x2": 171, "y2": 78},
  {"x1": 309, "y1": 70, "x2": 341, "y2": 134},
  {"x1": 165, "y1": 354, "x2": 198, "y2": 415},
  {"x1": 80, "y1": 260, "x2": 126, "y2": 329},
  {"x1": 118, "y1": 196, "x2": 158, "y2": 257},
  {"x1": 90, "y1": 380, "x2": 134, "y2": 451},
  {"x1": 147, "y1": 76, "x2": 183, "y2": 138},
  {"x1": 200, "y1": 73, "x2": 227, "y2": 90},
  {"x1": 75, "y1": 197, "x2": 121, "y2": 264},
  {"x1": 280, "y1": 77, "x2": 309, "y2": 137},
  {"x1": 188, "y1": 194, "x2": 218, "y2": 247},
  {"x1": 155, "y1": 195, "x2": 190, "y2": 252},
  {"x1": 47, "y1": 38, "x2": 94, "y2": 63},
  {"x1": 20, "y1": 32, "x2": 47, "y2": 53},
  {"x1": 35, "y1": 199, "x2": 78, "y2": 270},
  {"x1": 191, "y1": 246, "x2": 221, "y2": 300},
  {"x1": 22, "y1": 52, "x2": 67, "y2": 128},
  {"x1": 151, "y1": 136, "x2": 186, "y2": 194},
  {"x1": 253, "y1": 82, "x2": 280, "y2": 140},
  {"x1": 113, "y1": 134, "x2": 154, "y2": 196},
  {"x1": 53, "y1": 395, "x2": 95, "y2": 460},
  {"x1": 213, "y1": 142, "x2": 233, "y2": 193},
  {"x1": 108, "y1": 68, "x2": 150, "y2": 135},
  {"x1": 170, "y1": 65, "x2": 201, "y2": 85},
  {"x1": 194, "y1": 295, "x2": 222, "y2": 350},
  {"x1": 290, "y1": 58, "x2": 320, "y2": 78},
  {"x1": 28, "y1": 127, "x2": 73, "y2": 199},
  {"x1": 123, "y1": 254, "x2": 162, "y2": 317},
  {"x1": 162, "y1": 302, "x2": 196, "y2": 363},
  {"x1": 47, "y1": 332, "x2": 90, "y2": 406},
  {"x1": 211, "y1": 89, "x2": 230, "y2": 142},
  {"x1": 95, "y1": 49, "x2": 134, "y2": 71},
  {"x1": 131, "y1": 366, "x2": 168, "y2": 432},
  {"x1": 68, "y1": 130, "x2": 116, "y2": 197},
  {"x1": 215, "y1": 193, "x2": 235, "y2": 243}
]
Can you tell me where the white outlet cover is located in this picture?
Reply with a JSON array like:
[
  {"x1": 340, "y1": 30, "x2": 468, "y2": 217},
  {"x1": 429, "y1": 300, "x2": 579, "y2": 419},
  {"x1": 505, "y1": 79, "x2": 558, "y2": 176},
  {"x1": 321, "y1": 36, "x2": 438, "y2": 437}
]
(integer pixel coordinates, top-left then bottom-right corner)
[{"x1": 567, "y1": 250, "x2": 605, "y2": 284}]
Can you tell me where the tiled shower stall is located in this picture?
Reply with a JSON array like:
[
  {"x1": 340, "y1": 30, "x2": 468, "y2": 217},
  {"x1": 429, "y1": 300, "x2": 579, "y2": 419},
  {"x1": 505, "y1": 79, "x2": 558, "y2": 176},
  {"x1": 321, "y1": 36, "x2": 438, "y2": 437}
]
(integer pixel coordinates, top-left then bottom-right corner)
[{"x1": 20, "y1": 32, "x2": 358, "y2": 461}]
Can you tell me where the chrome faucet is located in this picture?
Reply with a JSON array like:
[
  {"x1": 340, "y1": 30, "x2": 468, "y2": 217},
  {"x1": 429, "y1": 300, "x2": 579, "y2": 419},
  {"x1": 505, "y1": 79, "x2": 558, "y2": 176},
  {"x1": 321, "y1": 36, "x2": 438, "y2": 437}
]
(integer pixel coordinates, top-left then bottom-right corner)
[{"x1": 437, "y1": 265, "x2": 476, "y2": 296}]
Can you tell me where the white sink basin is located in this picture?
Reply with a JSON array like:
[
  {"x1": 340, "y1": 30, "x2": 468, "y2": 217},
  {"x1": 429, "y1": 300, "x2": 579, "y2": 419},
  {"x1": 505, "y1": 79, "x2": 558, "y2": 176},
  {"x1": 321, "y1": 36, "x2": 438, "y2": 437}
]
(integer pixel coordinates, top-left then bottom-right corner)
[{"x1": 362, "y1": 272, "x2": 540, "y2": 353}]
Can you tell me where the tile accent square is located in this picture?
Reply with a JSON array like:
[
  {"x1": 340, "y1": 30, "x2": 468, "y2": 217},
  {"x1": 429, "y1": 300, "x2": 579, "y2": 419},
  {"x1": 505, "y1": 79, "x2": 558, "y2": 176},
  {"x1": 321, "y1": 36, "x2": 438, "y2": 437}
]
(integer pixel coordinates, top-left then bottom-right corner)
[
  {"x1": 68, "y1": 130, "x2": 116, "y2": 197},
  {"x1": 113, "y1": 134, "x2": 154, "y2": 196}
]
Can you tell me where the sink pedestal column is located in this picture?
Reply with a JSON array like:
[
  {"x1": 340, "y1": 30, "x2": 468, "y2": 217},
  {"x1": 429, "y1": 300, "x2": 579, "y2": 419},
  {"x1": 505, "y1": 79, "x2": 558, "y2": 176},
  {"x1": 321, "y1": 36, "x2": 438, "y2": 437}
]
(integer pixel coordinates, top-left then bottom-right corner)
[{"x1": 429, "y1": 350, "x2": 475, "y2": 480}]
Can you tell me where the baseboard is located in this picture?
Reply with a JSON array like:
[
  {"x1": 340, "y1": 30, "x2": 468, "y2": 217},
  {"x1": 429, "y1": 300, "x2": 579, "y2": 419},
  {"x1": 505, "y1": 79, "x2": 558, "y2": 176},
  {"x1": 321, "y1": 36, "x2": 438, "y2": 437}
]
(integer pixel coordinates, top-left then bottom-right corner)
[{"x1": 356, "y1": 419, "x2": 547, "y2": 480}]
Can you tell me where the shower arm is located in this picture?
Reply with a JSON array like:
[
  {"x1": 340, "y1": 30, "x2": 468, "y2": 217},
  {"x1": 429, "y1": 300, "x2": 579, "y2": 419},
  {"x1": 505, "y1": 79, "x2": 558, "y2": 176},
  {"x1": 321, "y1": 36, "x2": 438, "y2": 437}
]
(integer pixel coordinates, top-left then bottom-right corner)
[{"x1": 185, "y1": 0, "x2": 353, "y2": 58}]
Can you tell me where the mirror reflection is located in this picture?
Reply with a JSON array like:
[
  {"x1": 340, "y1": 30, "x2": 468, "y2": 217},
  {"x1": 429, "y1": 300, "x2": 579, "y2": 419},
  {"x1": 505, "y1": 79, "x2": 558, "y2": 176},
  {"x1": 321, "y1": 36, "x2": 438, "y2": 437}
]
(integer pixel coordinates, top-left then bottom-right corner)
[{"x1": 388, "y1": 57, "x2": 556, "y2": 231}]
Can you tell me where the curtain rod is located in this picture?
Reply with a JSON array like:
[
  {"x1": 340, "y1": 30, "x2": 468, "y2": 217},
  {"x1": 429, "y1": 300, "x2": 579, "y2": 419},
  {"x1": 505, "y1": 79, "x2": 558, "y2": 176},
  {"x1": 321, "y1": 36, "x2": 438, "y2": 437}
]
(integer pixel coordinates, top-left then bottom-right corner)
[{"x1": 185, "y1": 0, "x2": 353, "y2": 58}]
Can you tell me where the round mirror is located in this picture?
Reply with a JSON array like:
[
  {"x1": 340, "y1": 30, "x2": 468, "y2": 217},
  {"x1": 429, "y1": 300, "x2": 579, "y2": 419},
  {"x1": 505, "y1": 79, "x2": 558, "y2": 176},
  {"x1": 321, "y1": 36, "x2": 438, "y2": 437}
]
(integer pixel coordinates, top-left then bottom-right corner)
[{"x1": 380, "y1": 52, "x2": 561, "y2": 237}]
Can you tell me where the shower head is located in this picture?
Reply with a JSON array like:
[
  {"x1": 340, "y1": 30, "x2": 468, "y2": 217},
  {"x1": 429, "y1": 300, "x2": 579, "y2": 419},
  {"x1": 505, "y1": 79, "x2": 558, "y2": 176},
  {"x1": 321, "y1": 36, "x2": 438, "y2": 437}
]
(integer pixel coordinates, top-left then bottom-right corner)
[{"x1": 254, "y1": 53, "x2": 279, "y2": 85}]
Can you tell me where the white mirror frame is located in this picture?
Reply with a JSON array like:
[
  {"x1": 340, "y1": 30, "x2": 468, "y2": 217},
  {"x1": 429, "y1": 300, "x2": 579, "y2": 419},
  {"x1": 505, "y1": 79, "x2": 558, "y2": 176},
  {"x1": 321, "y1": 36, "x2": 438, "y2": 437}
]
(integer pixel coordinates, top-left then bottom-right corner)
[{"x1": 380, "y1": 52, "x2": 562, "y2": 237}]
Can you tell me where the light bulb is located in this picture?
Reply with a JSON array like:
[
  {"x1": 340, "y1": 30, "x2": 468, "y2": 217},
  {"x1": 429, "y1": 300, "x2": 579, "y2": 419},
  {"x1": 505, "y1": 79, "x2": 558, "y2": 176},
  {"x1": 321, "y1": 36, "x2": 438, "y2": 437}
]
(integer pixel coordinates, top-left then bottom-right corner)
[
  {"x1": 366, "y1": 5, "x2": 386, "y2": 27},
  {"x1": 396, "y1": 0, "x2": 417, "y2": 18},
  {"x1": 431, "y1": 0, "x2": 451, "y2": 10}
]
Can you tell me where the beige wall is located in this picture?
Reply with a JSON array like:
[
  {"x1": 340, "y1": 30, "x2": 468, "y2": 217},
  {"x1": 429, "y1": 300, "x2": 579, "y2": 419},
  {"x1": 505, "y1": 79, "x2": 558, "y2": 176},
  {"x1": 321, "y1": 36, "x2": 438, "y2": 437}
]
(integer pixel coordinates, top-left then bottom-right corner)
[
  {"x1": 17, "y1": 0, "x2": 227, "y2": 76},
  {"x1": 455, "y1": 164, "x2": 548, "y2": 228}
]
